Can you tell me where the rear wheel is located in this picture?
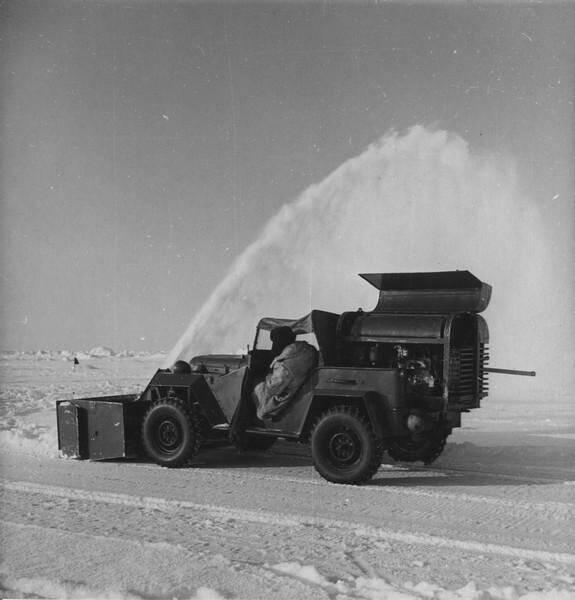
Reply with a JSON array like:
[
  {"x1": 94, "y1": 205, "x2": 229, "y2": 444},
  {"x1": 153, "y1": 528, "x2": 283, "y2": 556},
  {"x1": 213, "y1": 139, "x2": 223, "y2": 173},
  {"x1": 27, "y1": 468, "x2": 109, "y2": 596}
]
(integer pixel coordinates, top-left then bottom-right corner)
[
  {"x1": 141, "y1": 398, "x2": 201, "y2": 467},
  {"x1": 311, "y1": 406, "x2": 382, "y2": 484},
  {"x1": 386, "y1": 429, "x2": 449, "y2": 465}
]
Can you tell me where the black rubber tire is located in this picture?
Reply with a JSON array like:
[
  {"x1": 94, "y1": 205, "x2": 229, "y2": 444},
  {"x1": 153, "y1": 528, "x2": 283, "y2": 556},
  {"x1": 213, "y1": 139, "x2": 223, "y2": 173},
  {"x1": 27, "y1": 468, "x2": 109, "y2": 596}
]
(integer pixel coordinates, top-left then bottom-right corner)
[
  {"x1": 386, "y1": 430, "x2": 449, "y2": 465},
  {"x1": 310, "y1": 406, "x2": 383, "y2": 485},
  {"x1": 141, "y1": 398, "x2": 201, "y2": 467}
]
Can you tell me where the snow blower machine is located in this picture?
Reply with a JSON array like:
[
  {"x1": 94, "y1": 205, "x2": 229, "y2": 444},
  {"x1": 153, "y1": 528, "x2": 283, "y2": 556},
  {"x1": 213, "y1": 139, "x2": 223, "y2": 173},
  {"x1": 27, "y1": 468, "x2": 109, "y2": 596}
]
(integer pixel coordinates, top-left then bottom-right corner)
[{"x1": 56, "y1": 270, "x2": 535, "y2": 484}]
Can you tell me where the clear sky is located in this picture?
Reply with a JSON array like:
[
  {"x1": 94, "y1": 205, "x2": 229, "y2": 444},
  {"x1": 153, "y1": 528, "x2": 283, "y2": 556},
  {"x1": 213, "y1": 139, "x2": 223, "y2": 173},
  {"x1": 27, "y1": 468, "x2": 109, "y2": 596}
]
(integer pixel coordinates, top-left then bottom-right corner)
[{"x1": 1, "y1": 0, "x2": 573, "y2": 351}]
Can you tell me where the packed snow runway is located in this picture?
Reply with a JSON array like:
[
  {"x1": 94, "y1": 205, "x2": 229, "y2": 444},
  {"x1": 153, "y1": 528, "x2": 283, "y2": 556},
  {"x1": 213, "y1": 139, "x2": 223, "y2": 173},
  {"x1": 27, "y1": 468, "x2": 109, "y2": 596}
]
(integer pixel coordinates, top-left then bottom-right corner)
[{"x1": 1, "y1": 353, "x2": 574, "y2": 599}]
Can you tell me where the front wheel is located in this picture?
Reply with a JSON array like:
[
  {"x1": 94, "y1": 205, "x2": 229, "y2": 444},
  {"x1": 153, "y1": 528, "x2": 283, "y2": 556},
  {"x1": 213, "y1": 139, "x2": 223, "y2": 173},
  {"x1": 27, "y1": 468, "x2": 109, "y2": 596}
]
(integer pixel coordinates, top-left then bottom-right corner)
[
  {"x1": 141, "y1": 398, "x2": 201, "y2": 467},
  {"x1": 311, "y1": 406, "x2": 382, "y2": 485}
]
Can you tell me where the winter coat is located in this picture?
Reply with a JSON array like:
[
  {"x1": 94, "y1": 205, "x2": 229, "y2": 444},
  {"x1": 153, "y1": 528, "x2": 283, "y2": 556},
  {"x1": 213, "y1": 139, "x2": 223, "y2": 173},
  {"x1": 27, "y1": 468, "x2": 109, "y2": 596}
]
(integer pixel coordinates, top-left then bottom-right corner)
[{"x1": 253, "y1": 341, "x2": 318, "y2": 420}]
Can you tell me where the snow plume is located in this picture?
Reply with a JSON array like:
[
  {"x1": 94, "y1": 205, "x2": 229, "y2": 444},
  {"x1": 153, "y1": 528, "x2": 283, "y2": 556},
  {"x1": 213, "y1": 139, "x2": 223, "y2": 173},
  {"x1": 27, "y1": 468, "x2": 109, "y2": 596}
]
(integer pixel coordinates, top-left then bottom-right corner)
[{"x1": 167, "y1": 126, "x2": 571, "y2": 397}]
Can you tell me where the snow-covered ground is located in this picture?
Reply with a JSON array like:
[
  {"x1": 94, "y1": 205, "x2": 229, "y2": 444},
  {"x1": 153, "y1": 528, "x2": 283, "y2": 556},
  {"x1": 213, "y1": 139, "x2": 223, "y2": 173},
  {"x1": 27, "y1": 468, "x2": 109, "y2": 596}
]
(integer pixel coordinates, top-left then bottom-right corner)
[{"x1": 1, "y1": 353, "x2": 574, "y2": 600}]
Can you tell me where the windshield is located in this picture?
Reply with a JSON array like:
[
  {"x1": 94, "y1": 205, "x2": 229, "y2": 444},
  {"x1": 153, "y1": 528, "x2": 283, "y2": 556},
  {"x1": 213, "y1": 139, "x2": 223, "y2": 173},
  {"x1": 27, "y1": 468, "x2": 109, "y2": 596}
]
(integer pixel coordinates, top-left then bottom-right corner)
[
  {"x1": 252, "y1": 310, "x2": 340, "y2": 362},
  {"x1": 254, "y1": 328, "x2": 318, "y2": 351}
]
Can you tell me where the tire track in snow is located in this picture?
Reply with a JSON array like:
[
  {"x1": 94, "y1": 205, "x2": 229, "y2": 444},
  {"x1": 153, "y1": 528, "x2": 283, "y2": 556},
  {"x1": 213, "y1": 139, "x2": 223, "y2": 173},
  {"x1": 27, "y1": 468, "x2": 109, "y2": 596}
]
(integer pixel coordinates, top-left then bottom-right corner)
[
  {"x1": 0, "y1": 520, "x2": 316, "y2": 600},
  {"x1": 126, "y1": 461, "x2": 573, "y2": 534},
  {"x1": 129, "y1": 457, "x2": 574, "y2": 513},
  {"x1": 3, "y1": 479, "x2": 574, "y2": 567},
  {"x1": 185, "y1": 464, "x2": 574, "y2": 517},
  {"x1": 413, "y1": 462, "x2": 575, "y2": 484}
]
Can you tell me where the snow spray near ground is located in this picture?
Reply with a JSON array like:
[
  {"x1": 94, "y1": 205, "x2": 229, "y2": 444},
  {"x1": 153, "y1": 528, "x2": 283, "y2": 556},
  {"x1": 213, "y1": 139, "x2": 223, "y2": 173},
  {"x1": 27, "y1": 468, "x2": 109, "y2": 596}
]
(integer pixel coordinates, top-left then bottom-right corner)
[{"x1": 166, "y1": 126, "x2": 572, "y2": 398}]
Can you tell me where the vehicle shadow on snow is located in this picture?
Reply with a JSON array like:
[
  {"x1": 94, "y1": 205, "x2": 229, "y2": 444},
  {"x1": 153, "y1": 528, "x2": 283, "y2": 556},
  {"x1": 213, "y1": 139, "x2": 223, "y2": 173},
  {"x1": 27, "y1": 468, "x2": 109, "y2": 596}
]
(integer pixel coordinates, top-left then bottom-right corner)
[
  {"x1": 369, "y1": 466, "x2": 551, "y2": 488},
  {"x1": 191, "y1": 444, "x2": 315, "y2": 470},
  {"x1": 134, "y1": 440, "x2": 573, "y2": 487},
  {"x1": 371, "y1": 440, "x2": 575, "y2": 487}
]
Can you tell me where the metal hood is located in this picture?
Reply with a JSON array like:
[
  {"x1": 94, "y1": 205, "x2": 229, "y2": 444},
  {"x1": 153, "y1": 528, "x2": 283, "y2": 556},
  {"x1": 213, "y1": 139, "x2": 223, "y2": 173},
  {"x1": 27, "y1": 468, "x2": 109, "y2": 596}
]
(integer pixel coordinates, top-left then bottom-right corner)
[{"x1": 359, "y1": 270, "x2": 492, "y2": 314}]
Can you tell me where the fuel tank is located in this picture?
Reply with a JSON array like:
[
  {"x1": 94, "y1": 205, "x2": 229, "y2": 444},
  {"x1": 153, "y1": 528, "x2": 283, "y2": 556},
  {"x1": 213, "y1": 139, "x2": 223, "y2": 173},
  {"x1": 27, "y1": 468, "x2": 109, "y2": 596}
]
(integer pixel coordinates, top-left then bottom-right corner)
[{"x1": 342, "y1": 313, "x2": 447, "y2": 341}]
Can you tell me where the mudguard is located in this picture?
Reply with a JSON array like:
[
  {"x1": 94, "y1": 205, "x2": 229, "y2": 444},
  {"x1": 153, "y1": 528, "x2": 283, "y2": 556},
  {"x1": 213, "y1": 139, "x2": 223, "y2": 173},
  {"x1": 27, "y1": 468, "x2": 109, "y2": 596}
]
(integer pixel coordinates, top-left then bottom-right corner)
[
  {"x1": 308, "y1": 367, "x2": 405, "y2": 438},
  {"x1": 140, "y1": 370, "x2": 228, "y2": 427}
]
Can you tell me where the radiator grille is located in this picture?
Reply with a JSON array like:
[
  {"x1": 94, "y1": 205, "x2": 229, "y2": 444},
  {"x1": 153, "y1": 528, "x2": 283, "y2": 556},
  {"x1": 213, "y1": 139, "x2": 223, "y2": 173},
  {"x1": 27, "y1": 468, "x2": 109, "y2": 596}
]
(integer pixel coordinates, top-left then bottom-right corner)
[
  {"x1": 480, "y1": 343, "x2": 489, "y2": 396},
  {"x1": 449, "y1": 344, "x2": 489, "y2": 398}
]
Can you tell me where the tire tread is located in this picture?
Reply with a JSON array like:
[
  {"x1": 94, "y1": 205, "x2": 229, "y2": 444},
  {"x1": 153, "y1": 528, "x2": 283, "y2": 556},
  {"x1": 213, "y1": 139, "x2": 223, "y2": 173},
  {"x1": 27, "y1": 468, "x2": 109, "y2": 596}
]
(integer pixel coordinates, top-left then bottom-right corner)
[
  {"x1": 311, "y1": 405, "x2": 383, "y2": 485},
  {"x1": 141, "y1": 397, "x2": 201, "y2": 467}
]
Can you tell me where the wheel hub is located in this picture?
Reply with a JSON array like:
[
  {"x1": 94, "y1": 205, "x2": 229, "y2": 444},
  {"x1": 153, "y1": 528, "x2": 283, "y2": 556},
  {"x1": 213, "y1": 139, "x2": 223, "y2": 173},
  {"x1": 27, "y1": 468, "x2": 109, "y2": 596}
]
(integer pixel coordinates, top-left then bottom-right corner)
[
  {"x1": 157, "y1": 419, "x2": 180, "y2": 451},
  {"x1": 328, "y1": 430, "x2": 359, "y2": 464}
]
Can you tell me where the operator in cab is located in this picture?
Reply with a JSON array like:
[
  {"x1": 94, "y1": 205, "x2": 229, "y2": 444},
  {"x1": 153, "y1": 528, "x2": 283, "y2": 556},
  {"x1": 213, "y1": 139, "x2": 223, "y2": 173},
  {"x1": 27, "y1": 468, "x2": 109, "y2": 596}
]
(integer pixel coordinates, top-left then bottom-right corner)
[{"x1": 253, "y1": 326, "x2": 318, "y2": 420}]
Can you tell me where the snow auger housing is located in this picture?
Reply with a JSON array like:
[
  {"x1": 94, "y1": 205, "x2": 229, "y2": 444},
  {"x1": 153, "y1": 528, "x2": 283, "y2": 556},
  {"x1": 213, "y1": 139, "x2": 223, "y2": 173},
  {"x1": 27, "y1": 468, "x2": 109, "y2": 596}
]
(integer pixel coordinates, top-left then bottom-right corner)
[{"x1": 56, "y1": 270, "x2": 535, "y2": 484}]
